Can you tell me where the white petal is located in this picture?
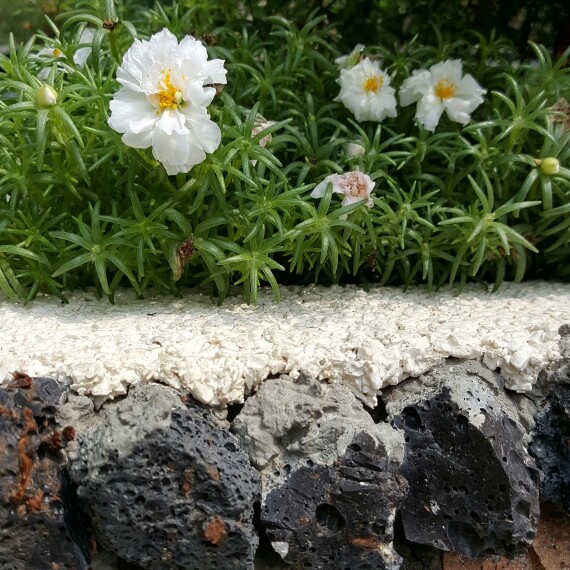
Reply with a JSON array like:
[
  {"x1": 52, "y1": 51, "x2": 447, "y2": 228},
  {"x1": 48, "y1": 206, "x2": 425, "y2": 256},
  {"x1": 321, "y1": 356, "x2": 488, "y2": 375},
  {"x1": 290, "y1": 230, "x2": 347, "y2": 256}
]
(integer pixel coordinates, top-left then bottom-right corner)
[
  {"x1": 456, "y1": 74, "x2": 486, "y2": 111},
  {"x1": 148, "y1": 28, "x2": 179, "y2": 64},
  {"x1": 37, "y1": 68, "x2": 50, "y2": 82},
  {"x1": 430, "y1": 59, "x2": 463, "y2": 84},
  {"x1": 152, "y1": 130, "x2": 192, "y2": 166},
  {"x1": 183, "y1": 82, "x2": 213, "y2": 107},
  {"x1": 155, "y1": 109, "x2": 190, "y2": 136},
  {"x1": 310, "y1": 177, "x2": 333, "y2": 199},
  {"x1": 153, "y1": 131, "x2": 207, "y2": 174},
  {"x1": 399, "y1": 70, "x2": 433, "y2": 106},
  {"x1": 443, "y1": 97, "x2": 472, "y2": 125},
  {"x1": 415, "y1": 94, "x2": 445, "y2": 131},
  {"x1": 366, "y1": 87, "x2": 398, "y2": 122},
  {"x1": 73, "y1": 47, "x2": 91, "y2": 67},
  {"x1": 202, "y1": 59, "x2": 227, "y2": 84},
  {"x1": 73, "y1": 28, "x2": 95, "y2": 67},
  {"x1": 192, "y1": 116, "x2": 221, "y2": 153},
  {"x1": 178, "y1": 35, "x2": 208, "y2": 65},
  {"x1": 341, "y1": 195, "x2": 367, "y2": 206},
  {"x1": 121, "y1": 130, "x2": 153, "y2": 149},
  {"x1": 108, "y1": 89, "x2": 155, "y2": 134}
]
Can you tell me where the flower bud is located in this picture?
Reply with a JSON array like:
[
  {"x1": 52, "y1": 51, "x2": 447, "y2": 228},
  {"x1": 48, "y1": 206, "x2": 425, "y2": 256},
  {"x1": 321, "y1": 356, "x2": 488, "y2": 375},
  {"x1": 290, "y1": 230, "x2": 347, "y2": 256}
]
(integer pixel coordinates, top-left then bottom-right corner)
[
  {"x1": 540, "y1": 157, "x2": 560, "y2": 176},
  {"x1": 335, "y1": 43, "x2": 365, "y2": 69},
  {"x1": 37, "y1": 84, "x2": 58, "y2": 107},
  {"x1": 347, "y1": 141, "x2": 366, "y2": 156}
]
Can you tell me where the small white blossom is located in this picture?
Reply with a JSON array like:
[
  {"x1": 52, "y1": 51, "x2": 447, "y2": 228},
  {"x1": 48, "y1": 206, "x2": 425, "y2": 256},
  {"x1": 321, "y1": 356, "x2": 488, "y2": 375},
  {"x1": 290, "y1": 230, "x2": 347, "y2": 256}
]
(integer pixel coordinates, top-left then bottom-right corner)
[
  {"x1": 311, "y1": 171, "x2": 375, "y2": 207},
  {"x1": 108, "y1": 28, "x2": 227, "y2": 175},
  {"x1": 36, "y1": 28, "x2": 95, "y2": 80},
  {"x1": 335, "y1": 57, "x2": 397, "y2": 123},
  {"x1": 399, "y1": 59, "x2": 486, "y2": 132}
]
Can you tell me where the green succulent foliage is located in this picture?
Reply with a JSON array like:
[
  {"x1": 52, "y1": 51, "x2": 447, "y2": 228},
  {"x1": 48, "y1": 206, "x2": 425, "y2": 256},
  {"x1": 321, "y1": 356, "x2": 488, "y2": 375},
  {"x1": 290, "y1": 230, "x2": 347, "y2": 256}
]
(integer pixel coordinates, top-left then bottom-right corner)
[{"x1": 0, "y1": 0, "x2": 569, "y2": 305}]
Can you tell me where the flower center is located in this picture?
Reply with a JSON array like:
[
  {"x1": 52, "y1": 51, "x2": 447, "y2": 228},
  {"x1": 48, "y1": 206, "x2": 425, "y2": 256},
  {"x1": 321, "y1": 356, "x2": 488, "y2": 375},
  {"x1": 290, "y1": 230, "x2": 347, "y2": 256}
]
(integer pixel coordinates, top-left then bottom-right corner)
[
  {"x1": 435, "y1": 79, "x2": 457, "y2": 99},
  {"x1": 157, "y1": 69, "x2": 183, "y2": 110},
  {"x1": 52, "y1": 48, "x2": 62, "y2": 57},
  {"x1": 363, "y1": 74, "x2": 383, "y2": 94}
]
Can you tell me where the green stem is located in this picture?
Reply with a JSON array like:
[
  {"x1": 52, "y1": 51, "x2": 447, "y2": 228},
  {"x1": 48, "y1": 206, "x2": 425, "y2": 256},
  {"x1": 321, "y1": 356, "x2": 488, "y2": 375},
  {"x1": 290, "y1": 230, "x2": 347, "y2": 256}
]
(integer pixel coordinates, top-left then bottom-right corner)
[{"x1": 109, "y1": 30, "x2": 121, "y2": 64}]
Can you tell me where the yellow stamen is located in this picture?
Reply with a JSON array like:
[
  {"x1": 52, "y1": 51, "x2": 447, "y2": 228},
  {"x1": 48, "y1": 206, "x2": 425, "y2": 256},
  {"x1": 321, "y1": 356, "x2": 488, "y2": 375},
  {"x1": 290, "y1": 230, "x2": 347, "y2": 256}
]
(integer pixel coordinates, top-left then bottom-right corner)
[
  {"x1": 52, "y1": 48, "x2": 62, "y2": 57},
  {"x1": 363, "y1": 74, "x2": 383, "y2": 94},
  {"x1": 157, "y1": 69, "x2": 183, "y2": 110},
  {"x1": 435, "y1": 79, "x2": 457, "y2": 99}
]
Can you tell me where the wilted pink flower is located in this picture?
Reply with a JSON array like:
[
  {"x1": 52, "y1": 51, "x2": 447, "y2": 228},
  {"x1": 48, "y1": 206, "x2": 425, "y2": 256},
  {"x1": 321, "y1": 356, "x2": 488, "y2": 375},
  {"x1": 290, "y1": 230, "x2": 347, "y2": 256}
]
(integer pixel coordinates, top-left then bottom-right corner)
[{"x1": 311, "y1": 171, "x2": 375, "y2": 207}]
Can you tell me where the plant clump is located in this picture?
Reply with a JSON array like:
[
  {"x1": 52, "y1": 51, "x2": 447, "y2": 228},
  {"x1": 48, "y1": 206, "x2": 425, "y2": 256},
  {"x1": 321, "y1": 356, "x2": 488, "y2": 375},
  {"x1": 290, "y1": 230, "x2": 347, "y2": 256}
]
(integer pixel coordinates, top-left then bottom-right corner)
[{"x1": 0, "y1": 0, "x2": 569, "y2": 304}]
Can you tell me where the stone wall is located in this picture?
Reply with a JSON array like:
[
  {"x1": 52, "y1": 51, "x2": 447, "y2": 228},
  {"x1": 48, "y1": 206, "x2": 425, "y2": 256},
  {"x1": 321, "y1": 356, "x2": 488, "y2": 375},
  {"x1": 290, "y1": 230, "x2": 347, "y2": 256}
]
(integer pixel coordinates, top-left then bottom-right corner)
[{"x1": 1, "y1": 328, "x2": 569, "y2": 570}]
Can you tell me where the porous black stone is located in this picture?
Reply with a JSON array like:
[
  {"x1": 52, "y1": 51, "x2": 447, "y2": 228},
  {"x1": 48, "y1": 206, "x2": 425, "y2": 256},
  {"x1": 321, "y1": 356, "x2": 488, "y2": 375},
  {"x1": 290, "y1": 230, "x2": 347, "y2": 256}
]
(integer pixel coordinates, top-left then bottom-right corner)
[
  {"x1": 385, "y1": 361, "x2": 540, "y2": 559},
  {"x1": 0, "y1": 376, "x2": 91, "y2": 570},
  {"x1": 528, "y1": 323, "x2": 570, "y2": 512},
  {"x1": 530, "y1": 384, "x2": 570, "y2": 512},
  {"x1": 261, "y1": 432, "x2": 408, "y2": 570},
  {"x1": 71, "y1": 389, "x2": 260, "y2": 570}
]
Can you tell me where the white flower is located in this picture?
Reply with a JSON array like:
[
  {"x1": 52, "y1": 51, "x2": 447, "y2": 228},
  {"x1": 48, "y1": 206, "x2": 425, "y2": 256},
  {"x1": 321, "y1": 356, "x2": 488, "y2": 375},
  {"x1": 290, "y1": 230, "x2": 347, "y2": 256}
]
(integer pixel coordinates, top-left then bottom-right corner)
[
  {"x1": 399, "y1": 59, "x2": 486, "y2": 132},
  {"x1": 311, "y1": 171, "x2": 375, "y2": 207},
  {"x1": 36, "y1": 28, "x2": 95, "y2": 80},
  {"x1": 335, "y1": 57, "x2": 397, "y2": 123},
  {"x1": 108, "y1": 28, "x2": 227, "y2": 175}
]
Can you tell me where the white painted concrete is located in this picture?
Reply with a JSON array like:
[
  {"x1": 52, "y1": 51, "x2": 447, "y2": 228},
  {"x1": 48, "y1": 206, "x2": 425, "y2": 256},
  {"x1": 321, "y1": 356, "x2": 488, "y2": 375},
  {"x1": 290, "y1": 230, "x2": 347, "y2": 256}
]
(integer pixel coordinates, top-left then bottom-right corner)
[{"x1": 1, "y1": 281, "x2": 569, "y2": 407}]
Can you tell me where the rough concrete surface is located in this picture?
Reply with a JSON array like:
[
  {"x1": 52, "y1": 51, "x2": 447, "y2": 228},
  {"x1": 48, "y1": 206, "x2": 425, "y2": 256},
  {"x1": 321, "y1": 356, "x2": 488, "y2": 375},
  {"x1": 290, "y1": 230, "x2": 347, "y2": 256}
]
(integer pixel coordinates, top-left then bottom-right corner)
[{"x1": 2, "y1": 281, "x2": 570, "y2": 408}]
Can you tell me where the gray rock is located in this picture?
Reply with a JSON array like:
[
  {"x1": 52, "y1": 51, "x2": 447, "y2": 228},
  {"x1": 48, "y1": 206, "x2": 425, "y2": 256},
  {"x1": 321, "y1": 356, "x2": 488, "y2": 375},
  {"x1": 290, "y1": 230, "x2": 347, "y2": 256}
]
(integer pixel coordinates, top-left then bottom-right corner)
[
  {"x1": 383, "y1": 359, "x2": 540, "y2": 558},
  {"x1": 232, "y1": 374, "x2": 407, "y2": 569},
  {"x1": 71, "y1": 383, "x2": 260, "y2": 570},
  {"x1": 0, "y1": 376, "x2": 92, "y2": 570}
]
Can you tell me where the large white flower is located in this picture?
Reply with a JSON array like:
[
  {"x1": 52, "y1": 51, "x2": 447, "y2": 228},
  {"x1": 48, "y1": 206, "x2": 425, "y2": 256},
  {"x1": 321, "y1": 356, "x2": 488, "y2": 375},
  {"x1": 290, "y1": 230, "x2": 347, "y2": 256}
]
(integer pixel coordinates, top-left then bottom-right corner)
[
  {"x1": 399, "y1": 59, "x2": 486, "y2": 132},
  {"x1": 108, "y1": 28, "x2": 227, "y2": 175},
  {"x1": 311, "y1": 171, "x2": 375, "y2": 207},
  {"x1": 335, "y1": 57, "x2": 397, "y2": 123}
]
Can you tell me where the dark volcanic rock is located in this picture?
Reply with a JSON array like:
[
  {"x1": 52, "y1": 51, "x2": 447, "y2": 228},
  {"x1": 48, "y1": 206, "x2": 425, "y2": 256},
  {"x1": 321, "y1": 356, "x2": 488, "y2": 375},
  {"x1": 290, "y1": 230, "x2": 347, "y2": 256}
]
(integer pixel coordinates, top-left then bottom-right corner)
[
  {"x1": 71, "y1": 383, "x2": 260, "y2": 570},
  {"x1": 530, "y1": 325, "x2": 570, "y2": 512},
  {"x1": 232, "y1": 374, "x2": 406, "y2": 570},
  {"x1": 383, "y1": 360, "x2": 540, "y2": 559},
  {"x1": 0, "y1": 375, "x2": 91, "y2": 570},
  {"x1": 531, "y1": 384, "x2": 570, "y2": 511},
  {"x1": 262, "y1": 432, "x2": 408, "y2": 569}
]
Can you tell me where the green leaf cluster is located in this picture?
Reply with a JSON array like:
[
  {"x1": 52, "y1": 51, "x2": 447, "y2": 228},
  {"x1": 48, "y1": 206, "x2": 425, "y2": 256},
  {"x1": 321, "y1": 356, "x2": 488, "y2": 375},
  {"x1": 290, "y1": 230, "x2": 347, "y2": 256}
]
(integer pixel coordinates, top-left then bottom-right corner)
[{"x1": 0, "y1": 0, "x2": 569, "y2": 304}]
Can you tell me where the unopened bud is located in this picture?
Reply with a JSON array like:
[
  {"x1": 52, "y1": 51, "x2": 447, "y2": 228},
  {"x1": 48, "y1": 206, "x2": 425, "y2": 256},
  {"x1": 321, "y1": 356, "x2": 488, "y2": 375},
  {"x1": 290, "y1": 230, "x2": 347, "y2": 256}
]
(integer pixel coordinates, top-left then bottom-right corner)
[
  {"x1": 335, "y1": 43, "x2": 365, "y2": 69},
  {"x1": 37, "y1": 84, "x2": 58, "y2": 107},
  {"x1": 540, "y1": 157, "x2": 560, "y2": 176},
  {"x1": 347, "y1": 141, "x2": 366, "y2": 156}
]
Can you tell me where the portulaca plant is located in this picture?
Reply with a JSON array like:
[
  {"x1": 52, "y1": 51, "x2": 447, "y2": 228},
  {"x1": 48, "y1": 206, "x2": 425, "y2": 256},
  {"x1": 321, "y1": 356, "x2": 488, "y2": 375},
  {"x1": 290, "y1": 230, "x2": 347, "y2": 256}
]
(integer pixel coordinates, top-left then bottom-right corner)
[
  {"x1": 109, "y1": 28, "x2": 227, "y2": 175},
  {"x1": 0, "y1": 0, "x2": 569, "y2": 305}
]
